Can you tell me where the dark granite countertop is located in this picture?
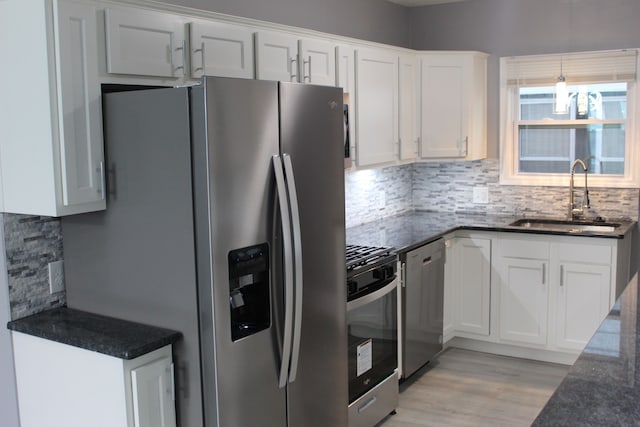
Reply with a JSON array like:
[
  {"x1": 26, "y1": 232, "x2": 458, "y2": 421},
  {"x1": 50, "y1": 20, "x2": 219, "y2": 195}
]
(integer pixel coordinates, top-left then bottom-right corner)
[
  {"x1": 346, "y1": 211, "x2": 635, "y2": 254},
  {"x1": 7, "y1": 307, "x2": 182, "y2": 360},
  {"x1": 533, "y1": 276, "x2": 640, "y2": 426}
]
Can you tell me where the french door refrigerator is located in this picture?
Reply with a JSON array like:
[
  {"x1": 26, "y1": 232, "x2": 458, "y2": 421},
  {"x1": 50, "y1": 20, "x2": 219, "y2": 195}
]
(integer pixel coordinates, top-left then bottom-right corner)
[{"x1": 61, "y1": 77, "x2": 348, "y2": 427}]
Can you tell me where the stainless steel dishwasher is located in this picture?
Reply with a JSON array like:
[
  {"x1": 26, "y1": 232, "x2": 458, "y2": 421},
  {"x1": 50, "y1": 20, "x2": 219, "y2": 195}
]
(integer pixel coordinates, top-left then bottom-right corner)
[{"x1": 399, "y1": 238, "x2": 445, "y2": 379}]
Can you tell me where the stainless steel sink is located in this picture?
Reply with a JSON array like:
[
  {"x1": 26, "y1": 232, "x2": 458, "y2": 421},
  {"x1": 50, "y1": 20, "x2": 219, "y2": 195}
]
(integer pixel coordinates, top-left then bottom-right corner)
[{"x1": 509, "y1": 218, "x2": 620, "y2": 233}]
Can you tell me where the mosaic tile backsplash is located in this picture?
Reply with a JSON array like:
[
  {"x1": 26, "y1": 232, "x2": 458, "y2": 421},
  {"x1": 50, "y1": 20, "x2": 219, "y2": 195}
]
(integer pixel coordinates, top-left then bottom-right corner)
[
  {"x1": 411, "y1": 159, "x2": 640, "y2": 221},
  {"x1": 2, "y1": 214, "x2": 65, "y2": 320},
  {"x1": 345, "y1": 159, "x2": 640, "y2": 226},
  {"x1": 3, "y1": 159, "x2": 638, "y2": 320}
]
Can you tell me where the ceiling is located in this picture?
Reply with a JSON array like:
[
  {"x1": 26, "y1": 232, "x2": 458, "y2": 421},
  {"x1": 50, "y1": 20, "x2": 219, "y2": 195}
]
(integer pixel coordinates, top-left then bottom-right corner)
[{"x1": 387, "y1": 0, "x2": 465, "y2": 7}]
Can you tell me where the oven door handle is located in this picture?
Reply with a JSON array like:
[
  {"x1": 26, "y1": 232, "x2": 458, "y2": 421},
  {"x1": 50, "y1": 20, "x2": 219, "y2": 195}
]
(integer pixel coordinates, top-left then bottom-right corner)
[{"x1": 347, "y1": 278, "x2": 397, "y2": 312}]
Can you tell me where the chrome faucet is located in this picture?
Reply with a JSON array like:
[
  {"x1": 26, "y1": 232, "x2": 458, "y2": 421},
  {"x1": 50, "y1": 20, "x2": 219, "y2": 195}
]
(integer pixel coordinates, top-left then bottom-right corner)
[{"x1": 569, "y1": 159, "x2": 590, "y2": 221}]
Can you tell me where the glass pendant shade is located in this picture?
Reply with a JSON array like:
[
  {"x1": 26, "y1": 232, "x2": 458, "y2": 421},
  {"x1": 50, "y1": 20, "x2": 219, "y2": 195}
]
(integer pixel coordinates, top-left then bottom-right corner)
[{"x1": 554, "y1": 75, "x2": 568, "y2": 114}]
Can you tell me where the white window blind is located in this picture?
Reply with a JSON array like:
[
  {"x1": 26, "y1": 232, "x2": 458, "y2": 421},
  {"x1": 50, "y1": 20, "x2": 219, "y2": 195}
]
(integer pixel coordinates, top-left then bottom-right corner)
[{"x1": 504, "y1": 49, "x2": 638, "y2": 87}]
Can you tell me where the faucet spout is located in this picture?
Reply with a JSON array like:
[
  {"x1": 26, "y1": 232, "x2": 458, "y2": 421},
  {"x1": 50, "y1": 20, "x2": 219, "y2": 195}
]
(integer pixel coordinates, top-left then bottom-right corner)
[{"x1": 569, "y1": 159, "x2": 589, "y2": 221}]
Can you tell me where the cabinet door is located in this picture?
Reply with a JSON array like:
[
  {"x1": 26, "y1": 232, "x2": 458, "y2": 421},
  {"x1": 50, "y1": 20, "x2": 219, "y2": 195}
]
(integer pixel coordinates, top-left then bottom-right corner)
[
  {"x1": 355, "y1": 48, "x2": 398, "y2": 166},
  {"x1": 56, "y1": 0, "x2": 105, "y2": 207},
  {"x1": 105, "y1": 7, "x2": 186, "y2": 78},
  {"x1": 336, "y1": 45, "x2": 355, "y2": 94},
  {"x1": 555, "y1": 262, "x2": 611, "y2": 351},
  {"x1": 189, "y1": 20, "x2": 254, "y2": 79},
  {"x1": 399, "y1": 55, "x2": 419, "y2": 161},
  {"x1": 442, "y1": 238, "x2": 455, "y2": 341},
  {"x1": 131, "y1": 357, "x2": 176, "y2": 427},
  {"x1": 337, "y1": 45, "x2": 356, "y2": 165},
  {"x1": 454, "y1": 237, "x2": 491, "y2": 336},
  {"x1": 298, "y1": 38, "x2": 336, "y2": 86},
  {"x1": 255, "y1": 31, "x2": 298, "y2": 82},
  {"x1": 420, "y1": 54, "x2": 467, "y2": 158},
  {"x1": 498, "y1": 257, "x2": 548, "y2": 345}
]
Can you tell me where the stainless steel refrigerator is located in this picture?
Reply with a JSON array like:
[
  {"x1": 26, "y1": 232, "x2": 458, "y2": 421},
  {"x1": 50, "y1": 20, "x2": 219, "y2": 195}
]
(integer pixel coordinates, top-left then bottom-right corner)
[{"x1": 61, "y1": 77, "x2": 348, "y2": 427}]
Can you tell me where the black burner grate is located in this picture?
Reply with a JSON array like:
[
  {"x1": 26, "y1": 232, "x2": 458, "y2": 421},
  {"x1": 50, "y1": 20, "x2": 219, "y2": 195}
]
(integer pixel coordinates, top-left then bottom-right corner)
[{"x1": 345, "y1": 244, "x2": 393, "y2": 271}]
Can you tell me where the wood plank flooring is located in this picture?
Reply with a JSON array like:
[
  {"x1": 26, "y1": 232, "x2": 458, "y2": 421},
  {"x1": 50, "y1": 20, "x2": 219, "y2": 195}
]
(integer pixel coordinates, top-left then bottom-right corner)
[{"x1": 378, "y1": 348, "x2": 570, "y2": 427}]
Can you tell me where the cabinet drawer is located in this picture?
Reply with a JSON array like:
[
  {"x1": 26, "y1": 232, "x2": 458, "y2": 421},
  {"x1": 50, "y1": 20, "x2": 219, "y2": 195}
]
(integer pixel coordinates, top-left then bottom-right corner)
[
  {"x1": 499, "y1": 237, "x2": 549, "y2": 259},
  {"x1": 554, "y1": 242, "x2": 612, "y2": 265}
]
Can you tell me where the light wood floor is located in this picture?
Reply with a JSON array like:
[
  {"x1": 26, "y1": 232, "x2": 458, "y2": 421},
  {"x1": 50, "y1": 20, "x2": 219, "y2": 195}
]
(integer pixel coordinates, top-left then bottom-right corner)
[{"x1": 378, "y1": 348, "x2": 570, "y2": 427}]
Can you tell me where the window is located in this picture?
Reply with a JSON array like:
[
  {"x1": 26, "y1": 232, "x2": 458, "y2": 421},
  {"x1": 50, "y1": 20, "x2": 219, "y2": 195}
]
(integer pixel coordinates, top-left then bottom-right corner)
[{"x1": 500, "y1": 50, "x2": 640, "y2": 187}]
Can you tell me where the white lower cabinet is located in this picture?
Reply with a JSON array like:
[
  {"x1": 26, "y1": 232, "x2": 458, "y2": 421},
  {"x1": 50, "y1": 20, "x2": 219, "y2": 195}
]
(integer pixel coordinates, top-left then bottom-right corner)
[
  {"x1": 443, "y1": 237, "x2": 456, "y2": 341},
  {"x1": 495, "y1": 235, "x2": 614, "y2": 352},
  {"x1": 452, "y1": 234, "x2": 492, "y2": 337},
  {"x1": 552, "y1": 243, "x2": 612, "y2": 351},
  {"x1": 498, "y1": 256, "x2": 549, "y2": 346},
  {"x1": 12, "y1": 332, "x2": 176, "y2": 427},
  {"x1": 446, "y1": 231, "x2": 620, "y2": 363}
]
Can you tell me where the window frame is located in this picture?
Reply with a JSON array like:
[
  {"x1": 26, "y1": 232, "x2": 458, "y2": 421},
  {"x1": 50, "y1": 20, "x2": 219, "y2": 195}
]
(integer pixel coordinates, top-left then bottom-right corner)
[{"x1": 499, "y1": 51, "x2": 640, "y2": 188}]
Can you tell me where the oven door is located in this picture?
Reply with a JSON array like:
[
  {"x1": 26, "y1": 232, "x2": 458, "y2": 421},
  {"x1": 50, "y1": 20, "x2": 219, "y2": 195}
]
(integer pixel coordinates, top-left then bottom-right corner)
[{"x1": 347, "y1": 278, "x2": 398, "y2": 403}]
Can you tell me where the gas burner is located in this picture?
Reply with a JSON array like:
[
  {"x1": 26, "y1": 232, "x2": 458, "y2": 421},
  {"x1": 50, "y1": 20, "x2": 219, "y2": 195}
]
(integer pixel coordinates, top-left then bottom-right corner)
[{"x1": 346, "y1": 244, "x2": 395, "y2": 273}]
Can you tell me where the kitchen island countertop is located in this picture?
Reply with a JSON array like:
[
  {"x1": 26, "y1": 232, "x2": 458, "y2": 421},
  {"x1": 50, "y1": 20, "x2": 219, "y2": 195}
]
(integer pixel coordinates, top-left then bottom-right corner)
[{"x1": 533, "y1": 274, "x2": 640, "y2": 425}]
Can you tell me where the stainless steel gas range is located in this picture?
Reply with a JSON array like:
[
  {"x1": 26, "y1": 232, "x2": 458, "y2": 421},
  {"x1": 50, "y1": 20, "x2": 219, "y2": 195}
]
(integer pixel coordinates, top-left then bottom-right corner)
[{"x1": 345, "y1": 244, "x2": 399, "y2": 427}]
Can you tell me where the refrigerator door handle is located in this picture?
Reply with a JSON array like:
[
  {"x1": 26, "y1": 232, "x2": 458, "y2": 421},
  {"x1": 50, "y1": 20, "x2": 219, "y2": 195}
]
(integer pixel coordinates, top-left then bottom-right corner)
[
  {"x1": 282, "y1": 153, "x2": 303, "y2": 383},
  {"x1": 273, "y1": 155, "x2": 295, "y2": 389}
]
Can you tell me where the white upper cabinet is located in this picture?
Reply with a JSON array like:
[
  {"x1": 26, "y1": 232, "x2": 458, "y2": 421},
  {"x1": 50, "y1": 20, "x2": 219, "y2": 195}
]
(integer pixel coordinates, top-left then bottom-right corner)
[
  {"x1": 355, "y1": 48, "x2": 399, "y2": 166},
  {"x1": 336, "y1": 45, "x2": 356, "y2": 166},
  {"x1": 420, "y1": 51, "x2": 487, "y2": 160},
  {"x1": 189, "y1": 19, "x2": 254, "y2": 79},
  {"x1": 336, "y1": 45, "x2": 355, "y2": 95},
  {"x1": 105, "y1": 6, "x2": 187, "y2": 78},
  {"x1": 399, "y1": 54, "x2": 420, "y2": 162},
  {"x1": 255, "y1": 31, "x2": 299, "y2": 81},
  {"x1": 0, "y1": 0, "x2": 105, "y2": 216},
  {"x1": 298, "y1": 38, "x2": 336, "y2": 86},
  {"x1": 255, "y1": 31, "x2": 336, "y2": 85}
]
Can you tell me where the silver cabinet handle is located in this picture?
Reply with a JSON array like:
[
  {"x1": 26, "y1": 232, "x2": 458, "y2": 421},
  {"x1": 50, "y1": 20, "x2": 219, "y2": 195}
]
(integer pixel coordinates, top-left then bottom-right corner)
[
  {"x1": 174, "y1": 40, "x2": 186, "y2": 75},
  {"x1": 560, "y1": 265, "x2": 564, "y2": 287},
  {"x1": 282, "y1": 153, "x2": 303, "y2": 383},
  {"x1": 464, "y1": 136, "x2": 469, "y2": 156},
  {"x1": 273, "y1": 155, "x2": 294, "y2": 388},
  {"x1": 290, "y1": 56, "x2": 298, "y2": 81},
  {"x1": 542, "y1": 263, "x2": 546, "y2": 285},
  {"x1": 303, "y1": 56, "x2": 311, "y2": 82},
  {"x1": 97, "y1": 161, "x2": 105, "y2": 200},
  {"x1": 193, "y1": 41, "x2": 206, "y2": 77}
]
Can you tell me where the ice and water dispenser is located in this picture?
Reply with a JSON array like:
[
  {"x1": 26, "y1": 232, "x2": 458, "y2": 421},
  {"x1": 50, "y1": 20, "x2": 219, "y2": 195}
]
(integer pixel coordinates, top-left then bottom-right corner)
[{"x1": 228, "y1": 243, "x2": 270, "y2": 341}]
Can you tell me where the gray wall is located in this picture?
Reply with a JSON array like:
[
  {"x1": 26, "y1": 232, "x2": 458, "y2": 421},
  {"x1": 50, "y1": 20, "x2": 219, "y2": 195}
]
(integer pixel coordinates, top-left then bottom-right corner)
[
  {"x1": 167, "y1": 0, "x2": 411, "y2": 47},
  {"x1": 409, "y1": 0, "x2": 640, "y2": 157}
]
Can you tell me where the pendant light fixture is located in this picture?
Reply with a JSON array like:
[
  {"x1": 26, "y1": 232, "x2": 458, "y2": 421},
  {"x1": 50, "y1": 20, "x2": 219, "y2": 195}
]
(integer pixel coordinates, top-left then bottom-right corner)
[{"x1": 554, "y1": 56, "x2": 569, "y2": 114}]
